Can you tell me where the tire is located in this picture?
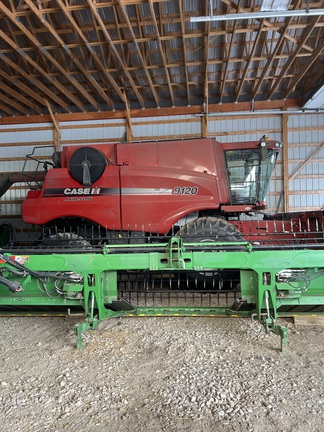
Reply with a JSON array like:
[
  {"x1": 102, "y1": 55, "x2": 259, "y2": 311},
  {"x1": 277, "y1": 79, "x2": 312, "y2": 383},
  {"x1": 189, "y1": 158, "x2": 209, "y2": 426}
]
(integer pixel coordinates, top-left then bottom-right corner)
[
  {"x1": 177, "y1": 217, "x2": 242, "y2": 289},
  {"x1": 177, "y1": 217, "x2": 243, "y2": 243},
  {"x1": 42, "y1": 232, "x2": 91, "y2": 248}
]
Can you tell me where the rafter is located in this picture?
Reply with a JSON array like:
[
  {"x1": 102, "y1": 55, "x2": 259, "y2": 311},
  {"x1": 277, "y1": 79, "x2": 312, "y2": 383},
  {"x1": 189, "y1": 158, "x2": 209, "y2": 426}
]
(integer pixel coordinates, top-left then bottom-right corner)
[
  {"x1": 0, "y1": 92, "x2": 27, "y2": 115},
  {"x1": 0, "y1": 101, "x2": 16, "y2": 116},
  {"x1": 117, "y1": 0, "x2": 160, "y2": 107},
  {"x1": 0, "y1": 35, "x2": 70, "y2": 111},
  {"x1": 0, "y1": 0, "x2": 322, "y2": 119},
  {"x1": 178, "y1": 0, "x2": 190, "y2": 105},
  {"x1": 220, "y1": 0, "x2": 315, "y2": 52},
  {"x1": 203, "y1": 0, "x2": 210, "y2": 107},
  {"x1": 219, "y1": 17, "x2": 238, "y2": 104},
  {"x1": 0, "y1": 18, "x2": 321, "y2": 54},
  {"x1": 268, "y1": 15, "x2": 322, "y2": 99},
  {"x1": 24, "y1": 0, "x2": 115, "y2": 111},
  {"x1": 147, "y1": 0, "x2": 175, "y2": 106},
  {"x1": 0, "y1": 68, "x2": 50, "y2": 109},
  {"x1": 0, "y1": 0, "x2": 96, "y2": 110},
  {"x1": 56, "y1": 0, "x2": 126, "y2": 107},
  {"x1": 302, "y1": 60, "x2": 324, "y2": 96},
  {"x1": 0, "y1": 3, "x2": 87, "y2": 111},
  {"x1": 235, "y1": 19, "x2": 264, "y2": 103},
  {"x1": 86, "y1": 0, "x2": 145, "y2": 108},
  {"x1": 0, "y1": 81, "x2": 39, "y2": 112},
  {"x1": 252, "y1": 14, "x2": 298, "y2": 97},
  {"x1": 283, "y1": 39, "x2": 324, "y2": 99}
]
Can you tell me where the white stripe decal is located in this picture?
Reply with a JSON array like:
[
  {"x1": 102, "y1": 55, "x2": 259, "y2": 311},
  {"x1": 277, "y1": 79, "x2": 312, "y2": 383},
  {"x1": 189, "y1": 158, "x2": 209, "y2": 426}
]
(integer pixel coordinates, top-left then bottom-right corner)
[{"x1": 121, "y1": 188, "x2": 173, "y2": 195}]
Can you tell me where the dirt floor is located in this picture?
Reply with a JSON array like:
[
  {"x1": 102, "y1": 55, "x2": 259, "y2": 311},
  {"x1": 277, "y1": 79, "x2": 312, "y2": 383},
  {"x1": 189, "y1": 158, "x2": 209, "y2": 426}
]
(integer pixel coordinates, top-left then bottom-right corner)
[{"x1": 0, "y1": 315, "x2": 323, "y2": 432}]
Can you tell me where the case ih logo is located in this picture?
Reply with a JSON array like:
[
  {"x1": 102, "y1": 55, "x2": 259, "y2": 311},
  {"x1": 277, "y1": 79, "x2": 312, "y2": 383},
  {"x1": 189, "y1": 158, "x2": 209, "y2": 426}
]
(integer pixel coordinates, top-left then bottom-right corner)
[{"x1": 64, "y1": 186, "x2": 101, "y2": 196}]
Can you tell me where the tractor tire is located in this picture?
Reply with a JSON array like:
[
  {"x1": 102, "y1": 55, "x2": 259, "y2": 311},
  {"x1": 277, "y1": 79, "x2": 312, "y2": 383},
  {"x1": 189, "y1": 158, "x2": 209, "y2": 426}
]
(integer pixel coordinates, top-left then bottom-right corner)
[
  {"x1": 42, "y1": 232, "x2": 91, "y2": 248},
  {"x1": 178, "y1": 217, "x2": 243, "y2": 243},
  {"x1": 177, "y1": 217, "x2": 243, "y2": 289}
]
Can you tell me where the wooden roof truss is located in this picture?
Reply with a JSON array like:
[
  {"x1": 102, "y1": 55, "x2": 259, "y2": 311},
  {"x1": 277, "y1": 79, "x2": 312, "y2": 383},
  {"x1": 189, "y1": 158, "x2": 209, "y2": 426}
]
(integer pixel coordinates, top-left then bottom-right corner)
[{"x1": 0, "y1": 0, "x2": 322, "y2": 119}]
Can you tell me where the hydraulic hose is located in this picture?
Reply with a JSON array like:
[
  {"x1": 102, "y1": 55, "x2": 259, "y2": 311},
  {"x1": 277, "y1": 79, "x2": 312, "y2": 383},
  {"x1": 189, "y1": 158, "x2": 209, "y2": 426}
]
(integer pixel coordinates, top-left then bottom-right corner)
[
  {"x1": 0, "y1": 275, "x2": 23, "y2": 293},
  {"x1": 0, "y1": 253, "x2": 82, "y2": 282}
]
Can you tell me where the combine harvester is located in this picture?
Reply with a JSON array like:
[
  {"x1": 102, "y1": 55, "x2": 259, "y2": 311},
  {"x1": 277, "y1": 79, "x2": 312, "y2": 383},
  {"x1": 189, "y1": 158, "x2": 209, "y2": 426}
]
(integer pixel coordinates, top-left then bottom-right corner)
[{"x1": 0, "y1": 137, "x2": 323, "y2": 351}]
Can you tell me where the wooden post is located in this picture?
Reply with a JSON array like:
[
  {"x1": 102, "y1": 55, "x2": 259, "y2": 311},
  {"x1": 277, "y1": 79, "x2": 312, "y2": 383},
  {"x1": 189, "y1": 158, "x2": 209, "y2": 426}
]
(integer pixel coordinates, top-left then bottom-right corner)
[
  {"x1": 125, "y1": 99, "x2": 133, "y2": 143},
  {"x1": 202, "y1": 114, "x2": 208, "y2": 138},
  {"x1": 201, "y1": 99, "x2": 208, "y2": 138},
  {"x1": 45, "y1": 99, "x2": 60, "y2": 151},
  {"x1": 282, "y1": 111, "x2": 289, "y2": 212}
]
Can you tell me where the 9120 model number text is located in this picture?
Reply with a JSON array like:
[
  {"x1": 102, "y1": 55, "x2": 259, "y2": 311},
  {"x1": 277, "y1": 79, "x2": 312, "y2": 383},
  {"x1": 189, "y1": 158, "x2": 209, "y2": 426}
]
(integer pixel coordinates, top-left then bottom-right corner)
[{"x1": 173, "y1": 186, "x2": 198, "y2": 195}]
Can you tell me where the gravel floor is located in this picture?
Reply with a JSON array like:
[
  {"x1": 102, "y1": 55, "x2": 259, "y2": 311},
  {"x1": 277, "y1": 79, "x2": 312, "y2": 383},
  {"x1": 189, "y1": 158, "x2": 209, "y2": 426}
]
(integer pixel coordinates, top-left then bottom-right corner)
[{"x1": 0, "y1": 315, "x2": 323, "y2": 432}]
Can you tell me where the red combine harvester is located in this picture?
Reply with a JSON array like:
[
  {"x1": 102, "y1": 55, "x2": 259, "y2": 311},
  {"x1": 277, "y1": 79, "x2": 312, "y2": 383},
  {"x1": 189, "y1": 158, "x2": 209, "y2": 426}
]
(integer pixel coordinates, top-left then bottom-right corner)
[
  {"x1": 1, "y1": 136, "x2": 323, "y2": 246},
  {"x1": 21, "y1": 137, "x2": 281, "y2": 241}
]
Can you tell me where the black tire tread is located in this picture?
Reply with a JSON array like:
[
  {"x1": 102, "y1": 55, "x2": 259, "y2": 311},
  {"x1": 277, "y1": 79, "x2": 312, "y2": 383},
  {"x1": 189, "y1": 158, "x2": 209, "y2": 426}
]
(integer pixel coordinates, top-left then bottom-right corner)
[{"x1": 178, "y1": 217, "x2": 243, "y2": 242}]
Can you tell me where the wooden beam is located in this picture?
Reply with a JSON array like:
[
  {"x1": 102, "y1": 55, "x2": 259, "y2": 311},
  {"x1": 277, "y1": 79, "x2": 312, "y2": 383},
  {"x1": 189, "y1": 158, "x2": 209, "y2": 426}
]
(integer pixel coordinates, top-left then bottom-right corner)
[
  {"x1": 86, "y1": 0, "x2": 145, "y2": 108},
  {"x1": 201, "y1": 114, "x2": 208, "y2": 138},
  {"x1": 0, "y1": 102, "x2": 16, "y2": 116},
  {"x1": 0, "y1": 92, "x2": 28, "y2": 115},
  {"x1": 125, "y1": 99, "x2": 133, "y2": 143},
  {"x1": 117, "y1": 0, "x2": 160, "y2": 107},
  {"x1": 252, "y1": 16, "x2": 295, "y2": 97},
  {"x1": 0, "y1": 2, "x2": 90, "y2": 112},
  {"x1": 283, "y1": 39, "x2": 324, "y2": 99},
  {"x1": 0, "y1": 33, "x2": 70, "y2": 112},
  {"x1": 147, "y1": 0, "x2": 175, "y2": 106},
  {"x1": 56, "y1": 0, "x2": 125, "y2": 107},
  {"x1": 2, "y1": 5, "x2": 323, "y2": 42},
  {"x1": 0, "y1": 99, "x2": 301, "y2": 125},
  {"x1": 25, "y1": 0, "x2": 114, "y2": 111},
  {"x1": 45, "y1": 100, "x2": 60, "y2": 151},
  {"x1": 289, "y1": 142, "x2": 324, "y2": 182},
  {"x1": 235, "y1": 18, "x2": 264, "y2": 103},
  {"x1": 0, "y1": 69, "x2": 49, "y2": 109},
  {"x1": 219, "y1": 0, "x2": 316, "y2": 51},
  {"x1": 219, "y1": 18, "x2": 237, "y2": 104},
  {"x1": 178, "y1": 0, "x2": 190, "y2": 105},
  {"x1": 282, "y1": 112, "x2": 289, "y2": 212},
  {"x1": 203, "y1": 1, "x2": 210, "y2": 107},
  {"x1": 268, "y1": 16, "x2": 321, "y2": 99},
  {"x1": 0, "y1": 81, "x2": 40, "y2": 112}
]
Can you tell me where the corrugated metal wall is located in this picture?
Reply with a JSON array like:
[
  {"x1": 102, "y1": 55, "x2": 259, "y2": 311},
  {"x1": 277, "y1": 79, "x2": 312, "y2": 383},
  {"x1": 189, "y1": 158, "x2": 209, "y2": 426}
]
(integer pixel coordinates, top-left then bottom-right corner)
[
  {"x1": 0, "y1": 112, "x2": 323, "y2": 231},
  {"x1": 287, "y1": 114, "x2": 324, "y2": 211}
]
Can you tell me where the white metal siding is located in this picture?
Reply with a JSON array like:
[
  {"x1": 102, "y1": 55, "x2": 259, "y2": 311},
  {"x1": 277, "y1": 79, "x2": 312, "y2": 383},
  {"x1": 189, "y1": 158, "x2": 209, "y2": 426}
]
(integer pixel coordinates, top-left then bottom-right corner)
[{"x1": 287, "y1": 113, "x2": 324, "y2": 211}]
